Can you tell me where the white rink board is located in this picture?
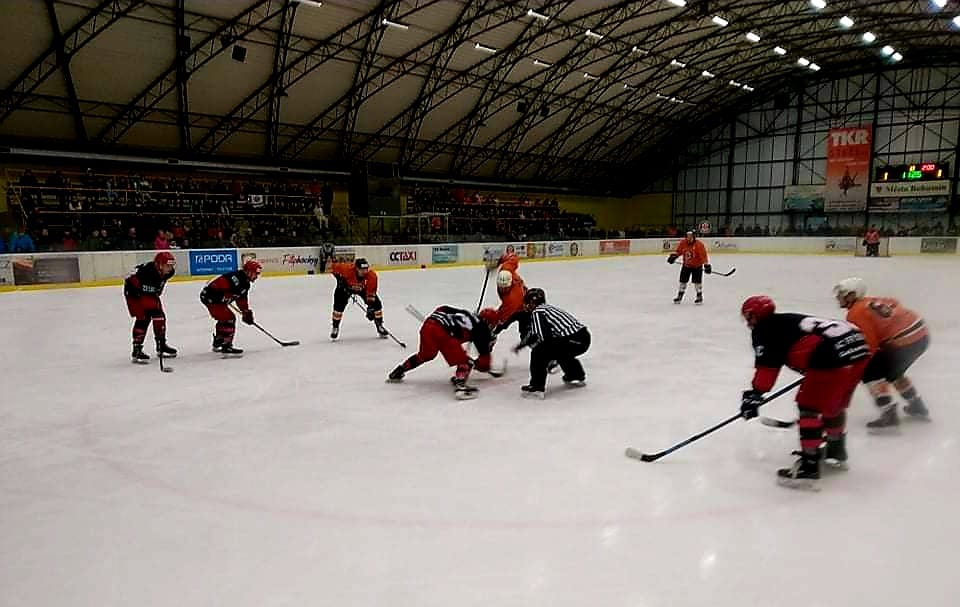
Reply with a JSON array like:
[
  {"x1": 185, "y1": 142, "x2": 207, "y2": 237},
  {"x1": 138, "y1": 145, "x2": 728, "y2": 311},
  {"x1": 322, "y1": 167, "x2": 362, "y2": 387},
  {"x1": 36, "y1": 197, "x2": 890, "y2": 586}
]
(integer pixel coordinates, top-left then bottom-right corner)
[{"x1": 1, "y1": 254, "x2": 958, "y2": 607}]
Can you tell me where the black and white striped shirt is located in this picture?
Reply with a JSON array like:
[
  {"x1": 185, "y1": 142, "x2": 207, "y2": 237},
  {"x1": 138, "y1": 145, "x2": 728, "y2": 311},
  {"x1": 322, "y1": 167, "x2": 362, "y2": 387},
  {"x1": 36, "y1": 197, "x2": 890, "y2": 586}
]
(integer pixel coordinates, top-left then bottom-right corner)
[{"x1": 527, "y1": 304, "x2": 585, "y2": 346}]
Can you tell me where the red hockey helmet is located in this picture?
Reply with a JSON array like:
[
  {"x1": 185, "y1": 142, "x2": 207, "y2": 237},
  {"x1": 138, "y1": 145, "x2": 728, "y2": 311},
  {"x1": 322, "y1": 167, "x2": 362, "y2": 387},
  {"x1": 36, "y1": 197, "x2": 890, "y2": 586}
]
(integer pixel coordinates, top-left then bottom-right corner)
[
  {"x1": 243, "y1": 258, "x2": 262, "y2": 280},
  {"x1": 741, "y1": 295, "x2": 775, "y2": 326},
  {"x1": 154, "y1": 251, "x2": 175, "y2": 267},
  {"x1": 478, "y1": 308, "x2": 499, "y2": 328}
]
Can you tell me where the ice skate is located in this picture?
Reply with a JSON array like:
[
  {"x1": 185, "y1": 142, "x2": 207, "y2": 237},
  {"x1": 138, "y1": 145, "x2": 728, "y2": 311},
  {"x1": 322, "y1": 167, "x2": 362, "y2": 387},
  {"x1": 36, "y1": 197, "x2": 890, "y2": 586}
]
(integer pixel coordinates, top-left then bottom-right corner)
[
  {"x1": 156, "y1": 341, "x2": 178, "y2": 358},
  {"x1": 452, "y1": 378, "x2": 478, "y2": 400},
  {"x1": 386, "y1": 366, "x2": 405, "y2": 383},
  {"x1": 220, "y1": 344, "x2": 244, "y2": 358},
  {"x1": 375, "y1": 322, "x2": 389, "y2": 339},
  {"x1": 777, "y1": 452, "x2": 821, "y2": 490},
  {"x1": 673, "y1": 292, "x2": 684, "y2": 304},
  {"x1": 824, "y1": 436, "x2": 848, "y2": 471},
  {"x1": 521, "y1": 384, "x2": 546, "y2": 400},
  {"x1": 694, "y1": 293, "x2": 703, "y2": 305},
  {"x1": 131, "y1": 345, "x2": 150, "y2": 364},
  {"x1": 562, "y1": 375, "x2": 587, "y2": 388},
  {"x1": 903, "y1": 400, "x2": 931, "y2": 421},
  {"x1": 330, "y1": 325, "x2": 340, "y2": 340},
  {"x1": 866, "y1": 405, "x2": 900, "y2": 433}
]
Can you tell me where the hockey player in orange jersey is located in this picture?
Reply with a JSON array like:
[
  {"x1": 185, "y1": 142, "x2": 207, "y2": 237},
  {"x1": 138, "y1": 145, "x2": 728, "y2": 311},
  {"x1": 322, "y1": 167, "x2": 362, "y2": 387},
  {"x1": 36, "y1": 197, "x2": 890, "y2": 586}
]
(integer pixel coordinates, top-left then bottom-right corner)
[
  {"x1": 329, "y1": 257, "x2": 388, "y2": 340},
  {"x1": 668, "y1": 231, "x2": 711, "y2": 304},
  {"x1": 486, "y1": 245, "x2": 528, "y2": 336},
  {"x1": 833, "y1": 277, "x2": 930, "y2": 430}
]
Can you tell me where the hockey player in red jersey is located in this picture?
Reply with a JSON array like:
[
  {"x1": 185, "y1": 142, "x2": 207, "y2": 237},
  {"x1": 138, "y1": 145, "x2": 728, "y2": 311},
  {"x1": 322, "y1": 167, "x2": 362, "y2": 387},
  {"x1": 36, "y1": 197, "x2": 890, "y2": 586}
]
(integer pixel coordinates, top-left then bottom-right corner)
[
  {"x1": 200, "y1": 259, "x2": 262, "y2": 356},
  {"x1": 329, "y1": 258, "x2": 388, "y2": 340},
  {"x1": 740, "y1": 296, "x2": 870, "y2": 488},
  {"x1": 387, "y1": 307, "x2": 499, "y2": 400},
  {"x1": 124, "y1": 251, "x2": 177, "y2": 363},
  {"x1": 668, "y1": 231, "x2": 711, "y2": 304}
]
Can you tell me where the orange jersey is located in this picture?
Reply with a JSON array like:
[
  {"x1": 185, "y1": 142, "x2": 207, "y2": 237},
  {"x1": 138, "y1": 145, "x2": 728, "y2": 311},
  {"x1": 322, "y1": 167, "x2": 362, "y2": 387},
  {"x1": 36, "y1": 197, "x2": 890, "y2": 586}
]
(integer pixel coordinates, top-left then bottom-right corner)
[
  {"x1": 331, "y1": 262, "x2": 378, "y2": 300},
  {"x1": 674, "y1": 239, "x2": 708, "y2": 267},
  {"x1": 846, "y1": 297, "x2": 927, "y2": 352},
  {"x1": 498, "y1": 252, "x2": 520, "y2": 274},
  {"x1": 496, "y1": 274, "x2": 526, "y2": 325}
]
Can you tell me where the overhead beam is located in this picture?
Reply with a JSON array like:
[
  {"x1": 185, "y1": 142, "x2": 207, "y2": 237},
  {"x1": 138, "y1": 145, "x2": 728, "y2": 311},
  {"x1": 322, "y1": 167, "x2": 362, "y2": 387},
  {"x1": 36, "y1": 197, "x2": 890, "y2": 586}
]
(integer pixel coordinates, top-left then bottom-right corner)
[
  {"x1": 266, "y1": 1, "x2": 298, "y2": 158},
  {"x1": 338, "y1": 1, "x2": 391, "y2": 160},
  {"x1": 175, "y1": 0, "x2": 191, "y2": 151},
  {"x1": 44, "y1": 0, "x2": 87, "y2": 142}
]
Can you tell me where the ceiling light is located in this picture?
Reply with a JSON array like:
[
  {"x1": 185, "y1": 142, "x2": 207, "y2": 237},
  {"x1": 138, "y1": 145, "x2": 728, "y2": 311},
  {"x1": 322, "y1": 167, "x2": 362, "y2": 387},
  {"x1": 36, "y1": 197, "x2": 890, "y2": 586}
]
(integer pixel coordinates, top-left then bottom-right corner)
[
  {"x1": 474, "y1": 42, "x2": 496, "y2": 53},
  {"x1": 797, "y1": 57, "x2": 810, "y2": 66},
  {"x1": 881, "y1": 45, "x2": 895, "y2": 56},
  {"x1": 701, "y1": 70, "x2": 715, "y2": 78},
  {"x1": 532, "y1": 59, "x2": 551, "y2": 67},
  {"x1": 932, "y1": 0, "x2": 947, "y2": 8},
  {"x1": 711, "y1": 15, "x2": 729, "y2": 27},
  {"x1": 742, "y1": 85, "x2": 755, "y2": 92},
  {"x1": 774, "y1": 46, "x2": 787, "y2": 55},
  {"x1": 891, "y1": 52, "x2": 903, "y2": 62},
  {"x1": 809, "y1": 63, "x2": 821, "y2": 71},
  {"x1": 583, "y1": 72, "x2": 599, "y2": 80},
  {"x1": 838, "y1": 16, "x2": 854, "y2": 28},
  {"x1": 670, "y1": 59, "x2": 686, "y2": 68},
  {"x1": 293, "y1": 0, "x2": 323, "y2": 7},
  {"x1": 382, "y1": 18, "x2": 409, "y2": 30},
  {"x1": 954, "y1": 16, "x2": 960, "y2": 27},
  {"x1": 526, "y1": 8, "x2": 549, "y2": 21},
  {"x1": 745, "y1": 32, "x2": 761, "y2": 42},
  {"x1": 728, "y1": 80, "x2": 741, "y2": 87},
  {"x1": 632, "y1": 45, "x2": 647, "y2": 53},
  {"x1": 585, "y1": 29, "x2": 604, "y2": 40},
  {"x1": 667, "y1": 0, "x2": 687, "y2": 7},
  {"x1": 623, "y1": 83, "x2": 636, "y2": 90},
  {"x1": 810, "y1": 0, "x2": 826, "y2": 9},
  {"x1": 862, "y1": 31, "x2": 876, "y2": 43}
]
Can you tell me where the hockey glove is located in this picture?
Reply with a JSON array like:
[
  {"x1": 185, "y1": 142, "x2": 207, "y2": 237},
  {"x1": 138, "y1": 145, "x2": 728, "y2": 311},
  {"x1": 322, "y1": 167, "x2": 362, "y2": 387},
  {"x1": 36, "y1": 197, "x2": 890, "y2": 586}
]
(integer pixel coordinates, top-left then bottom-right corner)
[
  {"x1": 366, "y1": 307, "x2": 376, "y2": 321},
  {"x1": 704, "y1": 264, "x2": 712, "y2": 274},
  {"x1": 667, "y1": 254, "x2": 678, "y2": 264},
  {"x1": 740, "y1": 390, "x2": 765, "y2": 420},
  {"x1": 242, "y1": 309, "x2": 255, "y2": 325}
]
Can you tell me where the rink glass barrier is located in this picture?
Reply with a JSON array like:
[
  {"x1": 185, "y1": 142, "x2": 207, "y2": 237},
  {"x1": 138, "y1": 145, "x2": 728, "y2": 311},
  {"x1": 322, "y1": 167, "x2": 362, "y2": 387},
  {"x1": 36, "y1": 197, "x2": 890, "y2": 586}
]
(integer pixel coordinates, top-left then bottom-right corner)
[{"x1": 0, "y1": 237, "x2": 956, "y2": 291}]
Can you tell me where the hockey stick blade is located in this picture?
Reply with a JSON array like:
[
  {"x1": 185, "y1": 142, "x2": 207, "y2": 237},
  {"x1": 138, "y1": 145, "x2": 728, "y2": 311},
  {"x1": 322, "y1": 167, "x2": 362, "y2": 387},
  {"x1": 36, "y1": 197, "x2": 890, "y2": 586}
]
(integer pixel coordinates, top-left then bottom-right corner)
[
  {"x1": 279, "y1": 340, "x2": 301, "y2": 347},
  {"x1": 760, "y1": 416, "x2": 795, "y2": 428},
  {"x1": 405, "y1": 304, "x2": 426, "y2": 322},
  {"x1": 625, "y1": 447, "x2": 659, "y2": 462},
  {"x1": 714, "y1": 268, "x2": 736, "y2": 277}
]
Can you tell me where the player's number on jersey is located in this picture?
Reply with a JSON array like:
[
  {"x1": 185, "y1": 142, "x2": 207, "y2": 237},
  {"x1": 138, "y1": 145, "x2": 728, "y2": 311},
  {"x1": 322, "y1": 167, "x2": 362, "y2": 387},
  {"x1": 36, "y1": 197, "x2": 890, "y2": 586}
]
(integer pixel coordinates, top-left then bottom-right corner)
[
  {"x1": 868, "y1": 301, "x2": 895, "y2": 318},
  {"x1": 799, "y1": 317, "x2": 856, "y2": 339}
]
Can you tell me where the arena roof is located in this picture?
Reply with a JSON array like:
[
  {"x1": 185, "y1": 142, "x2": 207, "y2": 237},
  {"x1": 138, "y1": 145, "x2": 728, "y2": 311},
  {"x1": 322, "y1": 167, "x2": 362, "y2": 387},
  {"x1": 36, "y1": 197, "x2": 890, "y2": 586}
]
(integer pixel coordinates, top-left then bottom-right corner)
[{"x1": 1, "y1": 0, "x2": 958, "y2": 190}]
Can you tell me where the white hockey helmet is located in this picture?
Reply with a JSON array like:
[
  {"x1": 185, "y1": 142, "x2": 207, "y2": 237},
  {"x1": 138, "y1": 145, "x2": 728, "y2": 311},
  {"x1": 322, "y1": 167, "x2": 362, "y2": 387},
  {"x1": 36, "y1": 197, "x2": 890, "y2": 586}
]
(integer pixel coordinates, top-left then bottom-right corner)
[
  {"x1": 833, "y1": 277, "x2": 866, "y2": 306},
  {"x1": 497, "y1": 270, "x2": 514, "y2": 290}
]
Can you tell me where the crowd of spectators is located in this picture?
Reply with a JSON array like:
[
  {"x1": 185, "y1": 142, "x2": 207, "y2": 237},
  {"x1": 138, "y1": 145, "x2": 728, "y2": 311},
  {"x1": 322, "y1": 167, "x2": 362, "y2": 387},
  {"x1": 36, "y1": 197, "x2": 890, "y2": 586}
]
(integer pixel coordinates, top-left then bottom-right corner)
[
  {"x1": 406, "y1": 186, "x2": 596, "y2": 241},
  {"x1": 6, "y1": 168, "x2": 337, "y2": 252}
]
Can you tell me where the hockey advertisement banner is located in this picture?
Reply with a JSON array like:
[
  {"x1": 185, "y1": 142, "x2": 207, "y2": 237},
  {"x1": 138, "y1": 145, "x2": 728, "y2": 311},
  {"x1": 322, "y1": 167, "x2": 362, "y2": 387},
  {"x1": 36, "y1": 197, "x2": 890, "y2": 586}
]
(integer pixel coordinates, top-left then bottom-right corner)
[
  {"x1": 387, "y1": 249, "x2": 418, "y2": 266},
  {"x1": 189, "y1": 249, "x2": 238, "y2": 276},
  {"x1": 783, "y1": 185, "x2": 825, "y2": 212},
  {"x1": 240, "y1": 249, "x2": 322, "y2": 274},
  {"x1": 825, "y1": 126, "x2": 872, "y2": 212},
  {"x1": 431, "y1": 245, "x2": 458, "y2": 264},
  {"x1": 600, "y1": 239, "x2": 630, "y2": 255},
  {"x1": 10, "y1": 255, "x2": 81, "y2": 285},
  {"x1": 547, "y1": 241, "x2": 582, "y2": 257},
  {"x1": 920, "y1": 237, "x2": 958, "y2": 254},
  {"x1": 870, "y1": 180, "x2": 950, "y2": 198}
]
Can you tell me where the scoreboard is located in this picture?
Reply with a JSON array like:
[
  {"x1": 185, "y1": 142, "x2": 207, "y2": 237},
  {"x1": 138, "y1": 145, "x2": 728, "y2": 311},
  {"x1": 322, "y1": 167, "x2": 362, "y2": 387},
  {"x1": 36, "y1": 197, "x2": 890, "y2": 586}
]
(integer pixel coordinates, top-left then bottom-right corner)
[{"x1": 874, "y1": 162, "x2": 948, "y2": 182}]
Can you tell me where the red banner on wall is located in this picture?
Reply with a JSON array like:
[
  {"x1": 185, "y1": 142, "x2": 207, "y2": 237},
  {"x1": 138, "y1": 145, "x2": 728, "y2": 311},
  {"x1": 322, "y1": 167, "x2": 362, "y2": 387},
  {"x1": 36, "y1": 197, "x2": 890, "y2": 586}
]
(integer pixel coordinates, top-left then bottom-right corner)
[{"x1": 825, "y1": 126, "x2": 872, "y2": 212}]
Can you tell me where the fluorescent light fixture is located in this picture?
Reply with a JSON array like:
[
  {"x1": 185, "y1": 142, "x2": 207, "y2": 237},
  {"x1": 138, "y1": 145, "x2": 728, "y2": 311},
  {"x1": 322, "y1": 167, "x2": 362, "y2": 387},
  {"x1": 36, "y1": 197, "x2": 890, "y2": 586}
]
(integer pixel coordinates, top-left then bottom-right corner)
[
  {"x1": 745, "y1": 32, "x2": 761, "y2": 42},
  {"x1": 838, "y1": 15, "x2": 854, "y2": 28},
  {"x1": 881, "y1": 45, "x2": 895, "y2": 56},
  {"x1": 623, "y1": 83, "x2": 636, "y2": 90},
  {"x1": 532, "y1": 59, "x2": 551, "y2": 67},
  {"x1": 701, "y1": 70, "x2": 715, "y2": 78},
  {"x1": 382, "y1": 18, "x2": 409, "y2": 30},
  {"x1": 797, "y1": 57, "x2": 811, "y2": 66},
  {"x1": 671, "y1": 97, "x2": 683, "y2": 104},
  {"x1": 585, "y1": 29, "x2": 604, "y2": 40},
  {"x1": 809, "y1": 63, "x2": 821, "y2": 71},
  {"x1": 810, "y1": 0, "x2": 826, "y2": 9},
  {"x1": 655, "y1": 93, "x2": 667, "y2": 99},
  {"x1": 293, "y1": 0, "x2": 323, "y2": 7},
  {"x1": 667, "y1": 0, "x2": 687, "y2": 6},
  {"x1": 932, "y1": 0, "x2": 947, "y2": 8},
  {"x1": 954, "y1": 15, "x2": 960, "y2": 27},
  {"x1": 774, "y1": 46, "x2": 787, "y2": 55},
  {"x1": 632, "y1": 45, "x2": 647, "y2": 53},
  {"x1": 526, "y1": 8, "x2": 549, "y2": 20},
  {"x1": 891, "y1": 52, "x2": 903, "y2": 62},
  {"x1": 742, "y1": 85, "x2": 755, "y2": 92},
  {"x1": 670, "y1": 59, "x2": 687, "y2": 67},
  {"x1": 729, "y1": 80, "x2": 741, "y2": 87},
  {"x1": 862, "y1": 31, "x2": 876, "y2": 43},
  {"x1": 583, "y1": 72, "x2": 599, "y2": 80},
  {"x1": 711, "y1": 15, "x2": 729, "y2": 27},
  {"x1": 474, "y1": 42, "x2": 496, "y2": 53}
]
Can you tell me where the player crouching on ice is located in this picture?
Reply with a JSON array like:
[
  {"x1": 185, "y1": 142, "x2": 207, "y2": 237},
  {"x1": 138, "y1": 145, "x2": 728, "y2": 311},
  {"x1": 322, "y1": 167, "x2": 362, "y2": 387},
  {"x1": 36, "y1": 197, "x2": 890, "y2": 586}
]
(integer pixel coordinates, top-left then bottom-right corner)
[
  {"x1": 200, "y1": 259, "x2": 262, "y2": 356},
  {"x1": 833, "y1": 278, "x2": 930, "y2": 430},
  {"x1": 387, "y1": 307, "x2": 500, "y2": 400},
  {"x1": 492, "y1": 253, "x2": 528, "y2": 338},
  {"x1": 124, "y1": 251, "x2": 177, "y2": 363},
  {"x1": 668, "y1": 230, "x2": 711, "y2": 304},
  {"x1": 739, "y1": 296, "x2": 870, "y2": 488},
  {"x1": 512, "y1": 288, "x2": 590, "y2": 399},
  {"x1": 329, "y1": 257, "x2": 388, "y2": 340}
]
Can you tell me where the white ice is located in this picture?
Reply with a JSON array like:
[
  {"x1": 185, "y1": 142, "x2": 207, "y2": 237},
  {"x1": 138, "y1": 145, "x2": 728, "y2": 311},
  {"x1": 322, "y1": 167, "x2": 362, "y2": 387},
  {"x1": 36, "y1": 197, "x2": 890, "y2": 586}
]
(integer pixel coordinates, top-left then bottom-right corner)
[{"x1": 1, "y1": 254, "x2": 958, "y2": 607}]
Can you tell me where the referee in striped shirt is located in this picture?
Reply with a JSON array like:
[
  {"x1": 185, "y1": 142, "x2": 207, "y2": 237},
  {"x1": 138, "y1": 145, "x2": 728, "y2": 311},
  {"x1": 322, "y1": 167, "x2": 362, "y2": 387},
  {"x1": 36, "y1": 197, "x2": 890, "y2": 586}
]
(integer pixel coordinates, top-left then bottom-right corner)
[{"x1": 512, "y1": 287, "x2": 590, "y2": 398}]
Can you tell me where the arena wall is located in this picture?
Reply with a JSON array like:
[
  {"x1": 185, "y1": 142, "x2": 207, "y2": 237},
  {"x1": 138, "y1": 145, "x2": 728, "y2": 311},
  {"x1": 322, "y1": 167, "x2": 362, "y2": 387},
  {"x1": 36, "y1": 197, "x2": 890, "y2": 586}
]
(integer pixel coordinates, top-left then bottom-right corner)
[{"x1": 0, "y1": 236, "x2": 955, "y2": 291}]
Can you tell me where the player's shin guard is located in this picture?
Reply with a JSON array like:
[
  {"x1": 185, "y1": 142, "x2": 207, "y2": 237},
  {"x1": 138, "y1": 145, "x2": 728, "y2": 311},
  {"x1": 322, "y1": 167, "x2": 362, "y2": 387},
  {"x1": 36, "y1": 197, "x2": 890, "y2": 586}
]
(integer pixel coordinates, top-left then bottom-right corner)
[
  {"x1": 152, "y1": 316, "x2": 166, "y2": 342},
  {"x1": 797, "y1": 408, "x2": 824, "y2": 455},
  {"x1": 895, "y1": 377, "x2": 929, "y2": 418},
  {"x1": 132, "y1": 319, "x2": 150, "y2": 345},
  {"x1": 823, "y1": 411, "x2": 848, "y2": 468},
  {"x1": 216, "y1": 320, "x2": 236, "y2": 345}
]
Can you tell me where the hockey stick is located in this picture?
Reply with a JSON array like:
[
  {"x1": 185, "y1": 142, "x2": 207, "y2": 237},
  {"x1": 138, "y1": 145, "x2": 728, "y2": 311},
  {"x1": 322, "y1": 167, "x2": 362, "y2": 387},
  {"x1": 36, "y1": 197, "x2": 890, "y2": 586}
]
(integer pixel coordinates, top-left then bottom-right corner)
[
  {"x1": 229, "y1": 304, "x2": 300, "y2": 347},
  {"x1": 476, "y1": 265, "x2": 493, "y2": 313},
  {"x1": 405, "y1": 304, "x2": 425, "y2": 322},
  {"x1": 351, "y1": 296, "x2": 406, "y2": 348},
  {"x1": 712, "y1": 267, "x2": 736, "y2": 277},
  {"x1": 157, "y1": 342, "x2": 174, "y2": 373},
  {"x1": 625, "y1": 377, "x2": 803, "y2": 463},
  {"x1": 760, "y1": 416, "x2": 795, "y2": 428}
]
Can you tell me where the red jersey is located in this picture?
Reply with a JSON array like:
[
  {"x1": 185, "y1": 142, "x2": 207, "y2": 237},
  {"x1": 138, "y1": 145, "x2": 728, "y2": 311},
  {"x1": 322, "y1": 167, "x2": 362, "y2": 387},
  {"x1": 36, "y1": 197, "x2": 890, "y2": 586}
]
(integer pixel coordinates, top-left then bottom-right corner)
[
  {"x1": 331, "y1": 262, "x2": 378, "y2": 301},
  {"x1": 674, "y1": 239, "x2": 708, "y2": 267},
  {"x1": 864, "y1": 229, "x2": 881, "y2": 245}
]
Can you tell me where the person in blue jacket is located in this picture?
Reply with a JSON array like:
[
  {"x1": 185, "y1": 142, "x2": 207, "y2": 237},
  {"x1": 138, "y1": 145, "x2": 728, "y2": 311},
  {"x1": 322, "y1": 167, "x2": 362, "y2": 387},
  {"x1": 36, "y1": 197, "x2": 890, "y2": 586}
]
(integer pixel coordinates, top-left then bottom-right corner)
[
  {"x1": 12, "y1": 231, "x2": 35, "y2": 253},
  {"x1": 0, "y1": 234, "x2": 6, "y2": 254}
]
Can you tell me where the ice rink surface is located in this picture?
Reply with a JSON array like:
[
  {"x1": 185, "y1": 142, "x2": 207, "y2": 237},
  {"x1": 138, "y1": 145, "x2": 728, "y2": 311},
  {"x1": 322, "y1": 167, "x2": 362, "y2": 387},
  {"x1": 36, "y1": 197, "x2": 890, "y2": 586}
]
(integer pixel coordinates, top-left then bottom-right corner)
[{"x1": 1, "y1": 253, "x2": 958, "y2": 607}]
